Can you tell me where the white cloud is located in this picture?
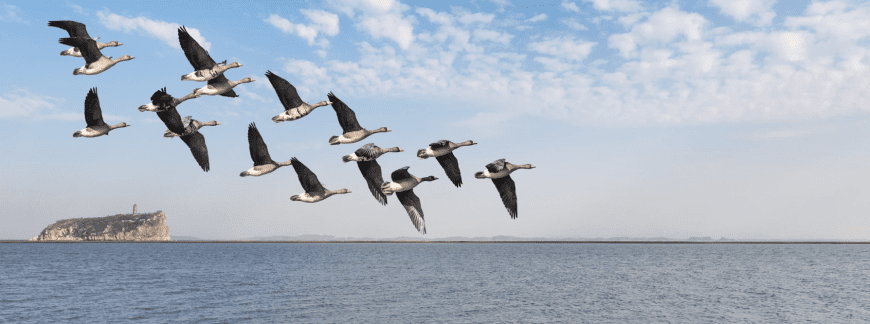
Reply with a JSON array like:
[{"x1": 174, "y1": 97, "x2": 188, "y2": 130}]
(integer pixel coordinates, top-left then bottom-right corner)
[
  {"x1": 529, "y1": 36, "x2": 597, "y2": 61},
  {"x1": 96, "y1": 11, "x2": 210, "y2": 50},
  {"x1": 266, "y1": 2, "x2": 870, "y2": 127},
  {"x1": 66, "y1": 1, "x2": 85, "y2": 15},
  {"x1": 561, "y1": 1, "x2": 581, "y2": 13},
  {"x1": 329, "y1": 0, "x2": 415, "y2": 50},
  {"x1": 526, "y1": 13, "x2": 548, "y2": 23},
  {"x1": 0, "y1": 89, "x2": 75, "y2": 120},
  {"x1": 709, "y1": 0, "x2": 776, "y2": 26},
  {"x1": 473, "y1": 29, "x2": 514, "y2": 45},
  {"x1": 560, "y1": 17, "x2": 588, "y2": 30},
  {"x1": 458, "y1": 12, "x2": 495, "y2": 25},
  {"x1": 608, "y1": 7, "x2": 706, "y2": 58},
  {"x1": 583, "y1": 0, "x2": 641, "y2": 12},
  {"x1": 486, "y1": 0, "x2": 512, "y2": 13},
  {"x1": 1, "y1": 3, "x2": 25, "y2": 23},
  {"x1": 265, "y1": 10, "x2": 339, "y2": 47}
]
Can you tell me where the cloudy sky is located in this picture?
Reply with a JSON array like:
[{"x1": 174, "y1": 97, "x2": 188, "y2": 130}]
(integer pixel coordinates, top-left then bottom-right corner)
[{"x1": 2, "y1": 0, "x2": 870, "y2": 240}]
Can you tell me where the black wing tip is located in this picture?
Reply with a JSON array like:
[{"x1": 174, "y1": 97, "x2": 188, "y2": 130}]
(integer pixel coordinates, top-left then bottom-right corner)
[
  {"x1": 88, "y1": 87, "x2": 97, "y2": 95},
  {"x1": 249, "y1": 121, "x2": 257, "y2": 129},
  {"x1": 178, "y1": 25, "x2": 188, "y2": 34},
  {"x1": 265, "y1": 70, "x2": 275, "y2": 77},
  {"x1": 327, "y1": 91, "x2": 338, "y2": 101}
]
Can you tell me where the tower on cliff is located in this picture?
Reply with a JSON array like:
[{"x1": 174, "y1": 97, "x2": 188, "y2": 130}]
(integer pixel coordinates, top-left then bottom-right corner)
[{"x1": 133, "y1": 204, "x2": 137, "y2": 215}]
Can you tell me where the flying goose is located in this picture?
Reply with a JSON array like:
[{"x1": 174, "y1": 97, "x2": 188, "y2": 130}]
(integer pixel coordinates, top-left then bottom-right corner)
[
  {"x1": 416, "y1": 139, "x2": 477, "y2": 187},
  {"x1": 49, "y1": 20, "x2": 121, "y2": 57},
  {"x1": 192, "y1": 77, "x2": 255, "y2": 97},
  {"x1": 240, "y1": 122, "x2": 293, "y2": 177},
  {"x1": 266, "y1": 70, "x2": 331, "y2": 123},
  {"x1": 139, "y1": 87, "x2": 200, "y2": 112},
  {"x1": 59, "y1": 37, "x2": 134, "y2": 75},
  {"x1": 164, "y1": 116, "x2": 220, "y2": 138},
  {"x1": 342, "y1": 143, "x2": 403, "y2": 205},
  {"x1": 327, "y1": 92, "x2": 391, "y2": 145},
  {"x1": 474, "y1": 159, "x2": 536, "y2": 219},
  {"x1": 381, "y1": 166, "x2": 438, "y2": 234},
  {"x1": 178, "y1": 26, "x2": 246, "y2": 97},
  {"x1": 182, "y1": 61, "x2": 243, "y2": 82},
  {"x1": 155, "y1": 103, "x2": 212, "y2": 172},
  {"x1": 289, "y1": 157, "x2": 351, "y2": 203},
  {"x1": 73, "y1": 88, "x2": 130, "y2": 138}
]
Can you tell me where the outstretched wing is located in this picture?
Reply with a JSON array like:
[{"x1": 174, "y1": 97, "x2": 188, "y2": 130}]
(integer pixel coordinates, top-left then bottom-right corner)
[
  {"x1": 178, "y1": 26, "x2": 216, "y2": 71},
  {"x1": 429, "y1": 140, "x2": 451, "y2": 149},
  {"x1": 327, "y1": 92, "x2": 363, "y2": 133},
  {"x1": 59, "y1": 37, "x2": 101, "y2": 64},
  {"x1": 291, "y1": 157, "x2": 325, "y2": 193},
  {"x1": 247, "y1": 122, "x2": 273, "y2": 166},
  {"x1": 180, "y1": 132, "x2": 210, "y2": 172},
  {"x1": 206, "y1": 75, "x2": 238, "y2": 98},
  {"x1": 396, "y1": 190, "x2": 426, "y2": 234},
  {"x1": 83, "y1": 87, "x2": 105, "y2": 127},
  {"x1": 492, "y1": 175, "x2": 518, "y2": 219},
  {"x1": 391, "y1": 166, "x2": 413, "y2": 182},
  {"x1": 48, "y1": 20, "x2": 91, "y2": 38},
  {"x1": 265, "y1": 70, "x2": 304, "y2": 110},
  {"x1": 486, "y1": 159, "x2": 506, "y2": 173},
  {"x1": 436, "y1": 152, "x2": 463, "y2": 187},
  {"x1": 358, "y1": 160, "x2": 387, "y2": 205},
  {"x1": 155, "y1": 105, "x2": 186, "y2": 136},
  {"x1": 354, "y1": 143, "x2": 380, "y2": 160}
]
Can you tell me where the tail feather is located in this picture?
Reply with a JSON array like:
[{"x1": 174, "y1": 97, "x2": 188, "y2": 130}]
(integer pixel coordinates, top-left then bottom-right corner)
[
  {"x1": 416, "y1": 149, "x2": 427, "y2": 159},
  {"x1": 342, "y1": 155, "x2": 353, "y2": 163},
  {"x1": 290, "y1": 195, "x2": 301, "y2": 201},
  {"x1": 163, "y1": 130, "x2": 177, "y2": 138},
  {"x1": 474, "y1": 171, "x2": 486, "y2": 179},
  {"x1": 328, "y1": 135, "x2": 340, "y2": 145},
  {"x1": 272, "y1": 115, "x2": 282, "y2": 123},
  {"x1": 381, "y1": 182, "x2": 394, "y2": 195},
  {"x1": 73, "y1": 131, "x2": 82, "y2": 138}
]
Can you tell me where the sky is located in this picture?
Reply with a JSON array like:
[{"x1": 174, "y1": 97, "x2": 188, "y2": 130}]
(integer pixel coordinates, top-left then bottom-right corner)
[{"x1": 2, "y1": 0, "x2": 870, "y2": 240}]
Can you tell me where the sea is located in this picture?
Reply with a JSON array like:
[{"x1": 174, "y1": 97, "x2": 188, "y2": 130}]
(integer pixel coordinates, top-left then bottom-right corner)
[{"x1": 1, "y1": 243, "x2": 869, "y2": 323}]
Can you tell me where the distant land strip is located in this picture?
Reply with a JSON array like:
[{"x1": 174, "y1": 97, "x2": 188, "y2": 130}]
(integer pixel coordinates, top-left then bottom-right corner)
[{"x1": 2, "y1": 240, "x2": 869, "y2": 244}]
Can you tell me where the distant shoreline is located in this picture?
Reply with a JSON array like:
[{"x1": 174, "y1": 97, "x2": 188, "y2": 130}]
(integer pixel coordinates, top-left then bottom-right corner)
[{"x1": 2, "y1": 240, "x2": 869, "y2": 244}]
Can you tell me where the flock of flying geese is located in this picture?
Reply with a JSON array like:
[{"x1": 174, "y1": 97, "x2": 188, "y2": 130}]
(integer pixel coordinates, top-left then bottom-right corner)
[{"x1": 51, "y1": 20, "x2": 536, "y2": 234}]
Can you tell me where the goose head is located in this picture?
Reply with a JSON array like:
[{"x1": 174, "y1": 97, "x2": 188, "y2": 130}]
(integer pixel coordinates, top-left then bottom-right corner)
[
  {"x1": 237, "y1": 77, "x2": 255, "y2": 84},
  {"x1": 118, "y1": 55, "x2": 135, "y2": 61},
  {"x1": 228, "y1": 62, "x2": 243, "y2": 68},
  {"x1": 421, "y1": 176, "x2": 438, "y2": 182},
  {"x1": 374, "y1": 127, "x2": 392, "y2": 133},
  {"x1": 107, "y1": 41, "x2": 122, "y2": 47}
]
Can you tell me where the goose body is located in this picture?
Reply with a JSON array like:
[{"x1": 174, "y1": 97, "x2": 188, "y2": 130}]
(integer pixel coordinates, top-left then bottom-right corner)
[
  {"x1": 240, "y1": 122, "x2": 293, "y2": 177},
  {"x1": 416, "y1": 139, "x2": 477, "y2": 187},
  {"x1": 326, "y1": 92, "x2": 391, "y2": 145},
  {"x1": 139, "y1": 88, "x2": 200, "y2": 112},
  {"x1": 60, "y1": 37, "x2": 134, "y2": 76},
  {"x1": 344, "y1": 143, "x2": 403, "y2": 205},
  {"x1": 381, "y1": 166, "x2": 437, "y2": 234},
  {"x1": 178, "y1": 26, "x2": 243, "y2": 98},
  {"x1": 73, "y1": 88, "x2": 130, "y2": 138},
  {"x1": 265, "y1": 70, "x2": 331, "y2": 123},
  {"x1": 164, "y1": 118, "x2": 220, "y2": 138},
  {"x1": 49, "y1": 21, "x2": 122, "y2": 57},
  {"x1": 182, "y1": 61, "x2": 242, "y2": 82},
  {"x1": 193, "y1": 77, "x2": 255, "y2": 97},
  {"x1": 289, "y1": 157, "x2": 351, "y2": 203},
  {"x1": 474, "y1": 159, "x2": 536, "y2": 219},
  {"x1": 155, "y1": 104, "x2": 212, "y2": 172}
]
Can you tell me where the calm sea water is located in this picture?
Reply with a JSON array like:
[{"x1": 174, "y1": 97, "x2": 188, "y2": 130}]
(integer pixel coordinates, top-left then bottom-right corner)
[{"x1": 1, "y1": 243, "x2": 869, "y2": 323}]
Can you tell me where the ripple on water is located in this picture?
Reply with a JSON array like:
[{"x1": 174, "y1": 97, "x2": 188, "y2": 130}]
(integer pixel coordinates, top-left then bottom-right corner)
[{"x1": 1, "y1": 243, "x2": 869, "y2": 323}]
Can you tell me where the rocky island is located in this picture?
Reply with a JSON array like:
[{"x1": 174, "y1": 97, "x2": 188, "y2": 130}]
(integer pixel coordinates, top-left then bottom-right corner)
[{"x1": 32, "y1": 207, "x2": 170, "y2": 241}]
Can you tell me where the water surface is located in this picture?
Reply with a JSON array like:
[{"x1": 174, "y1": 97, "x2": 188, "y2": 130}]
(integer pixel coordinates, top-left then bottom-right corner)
[{"x1": 1, "y1": 243, "x2": 868, "y2": 323}]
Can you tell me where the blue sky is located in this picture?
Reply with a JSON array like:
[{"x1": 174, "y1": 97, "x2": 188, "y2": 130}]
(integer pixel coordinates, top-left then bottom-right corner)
[{"x1": 2, "y1": 0, "x2": 870, "y2": 240}]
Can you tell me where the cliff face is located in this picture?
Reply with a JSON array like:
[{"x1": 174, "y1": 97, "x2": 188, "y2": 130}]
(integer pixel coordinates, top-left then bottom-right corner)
[{"x1": 33, "y1": 211, "x2": 170, "y2": 241}]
